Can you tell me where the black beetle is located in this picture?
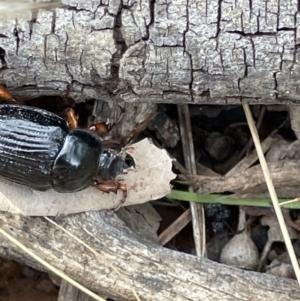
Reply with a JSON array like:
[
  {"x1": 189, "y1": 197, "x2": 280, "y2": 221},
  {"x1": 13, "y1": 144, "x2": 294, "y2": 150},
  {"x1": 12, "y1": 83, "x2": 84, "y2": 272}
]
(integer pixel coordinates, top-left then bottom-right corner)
[{"x1": 0, "y1": 104, "x2": 126, "y2": 194}]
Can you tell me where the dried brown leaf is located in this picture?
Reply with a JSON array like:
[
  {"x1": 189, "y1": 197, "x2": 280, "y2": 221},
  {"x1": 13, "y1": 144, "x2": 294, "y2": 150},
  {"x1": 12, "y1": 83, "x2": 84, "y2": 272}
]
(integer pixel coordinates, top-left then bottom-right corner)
[{"x1": 0, "y1": 139, "x2": 176, "y2": 216}]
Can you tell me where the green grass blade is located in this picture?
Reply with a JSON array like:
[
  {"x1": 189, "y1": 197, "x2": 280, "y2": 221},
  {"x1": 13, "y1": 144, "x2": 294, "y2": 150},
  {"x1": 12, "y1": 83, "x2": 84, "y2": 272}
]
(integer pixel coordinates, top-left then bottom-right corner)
[{"x1": 167, "y1": 190, "x2": 300, "y2": 209}]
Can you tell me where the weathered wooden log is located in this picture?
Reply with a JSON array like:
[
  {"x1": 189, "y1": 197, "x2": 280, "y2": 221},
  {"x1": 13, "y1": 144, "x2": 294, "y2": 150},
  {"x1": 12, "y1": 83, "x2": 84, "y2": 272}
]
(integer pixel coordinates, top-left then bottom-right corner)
[
  {"x1": 180, "y1": 159, "x2": 300, "y2": 198},
  {"x1": 0, "y1": 0, "x2": 298, "y2": 104},
  {"x1": 0, "y1": 1, "x2": 300, "y2": 300},
  {"x1": 0, "y1": 211, "x2": 299, "y2": 301},
  {"x1": 180, "y1": 139, "x2": 300, "y2": 198}
]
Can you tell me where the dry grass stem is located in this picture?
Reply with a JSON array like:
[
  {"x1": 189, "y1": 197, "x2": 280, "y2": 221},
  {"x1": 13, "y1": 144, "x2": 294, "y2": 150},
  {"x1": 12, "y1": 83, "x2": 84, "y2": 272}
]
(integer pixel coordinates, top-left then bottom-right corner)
[
  {"x1": 177, "y1": 104, "x2": 206, "y2": 256},
  {"x1": 0, "y1": 227, "x2": 106, "y2": 301},
  {"x1": 279, "y1": 197, "x2": 300, "y2": 207},
  {"x1": 242, "y1": 102, "x2": 300, "y2": 286}
]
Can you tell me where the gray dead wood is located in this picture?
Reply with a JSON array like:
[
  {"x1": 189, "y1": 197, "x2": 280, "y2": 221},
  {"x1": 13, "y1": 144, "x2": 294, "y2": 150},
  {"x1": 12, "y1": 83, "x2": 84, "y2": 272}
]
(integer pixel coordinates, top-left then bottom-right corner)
[
  {"x1": 58, "y1": 280, "x2": 94, "y2": 301},
  {"x1": 0, "y1": 1, "x2": 300, "y2": 300},
  {"x1": 0, "y1": 0, "x2": 298, "y2": 105},
  {"x1": 180, "y1": 139, "x2": 300, "y2": 198},
  {"x1": 180, "y1": 160, "x2": 300, "y2": 198},
  {"x1": 0, "y1": 211, "x2": 299, "y2": 301}
]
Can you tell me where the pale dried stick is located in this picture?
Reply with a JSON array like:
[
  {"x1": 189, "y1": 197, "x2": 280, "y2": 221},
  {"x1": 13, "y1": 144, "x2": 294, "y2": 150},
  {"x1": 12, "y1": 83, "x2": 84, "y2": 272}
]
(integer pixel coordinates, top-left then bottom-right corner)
[
  {"x1": 177, "y1": 104, "x2": 206, "y2": 257},
  {"x1": 279, "y1": 197, "x2": 300, "y2": 207},
  {"x1": 158, "y1": 208, "x2": 191, "y2": 245},
  {"x1": 242, "y1": 102, "x2": 300, "y2": 285}
]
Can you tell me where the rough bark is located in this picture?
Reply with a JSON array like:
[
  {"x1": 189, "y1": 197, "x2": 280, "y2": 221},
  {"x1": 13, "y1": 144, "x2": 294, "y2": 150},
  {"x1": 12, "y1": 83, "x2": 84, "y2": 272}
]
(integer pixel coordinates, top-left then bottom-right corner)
[
  {"x1": 1, "y1": 2, "x2": 300, "y2": 301},
  {"x1": 181, "y1": 159, "x2": 300, "y2": 198},
  {"x1": 180, "y1": 139, "x2": 300, "y2": 198},
  {"x1": 0, "y1": 211, "x2": 299, "y2": 301},
  {"x1": 0, "y1": 0, "x2": 299, "y2": 104}
]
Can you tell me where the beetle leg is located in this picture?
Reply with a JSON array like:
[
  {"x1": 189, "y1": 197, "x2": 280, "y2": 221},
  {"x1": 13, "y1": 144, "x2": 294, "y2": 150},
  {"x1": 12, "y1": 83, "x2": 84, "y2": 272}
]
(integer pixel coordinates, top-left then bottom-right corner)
[
  {"x1": 89, "y1": 105, "x2": 125, "y2": 138},
  {"x1": 0, "y1": 86, "x2": 19, "y2": 104},
  {"x1": 89, "y1": 122, "x2": 109, "y2": 137},
  {"x1": 94, "y1": 179, "x2": 127, "y2": 205},
  {"x1": 66, "y1": 108, "x2": 79, "y2": 129}
]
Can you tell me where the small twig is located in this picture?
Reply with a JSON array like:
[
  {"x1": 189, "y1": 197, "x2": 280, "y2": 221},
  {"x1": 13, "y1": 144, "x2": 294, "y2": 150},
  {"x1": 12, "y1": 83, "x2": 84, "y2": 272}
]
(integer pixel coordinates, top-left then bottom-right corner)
[
  {"x1": 279, "y1": 197, "x2": 300, "y2": 207},
  {"x1": 225, "y1": 117, "x2": 287, "y2": 178},
  {"x1": 177, "y1": 104, "x2": 206, "y2": 257},
  {"x1": 238, "y1": 106, "x2": 266, "y2": 161},
  {"x1": 158, "y1": 208, "x2": 191, "y2": 245},
  {"x1": 225, "y1": 135, "x2": 273, "y2": 177},
  {"x1": 242, "y1": 102, "x2": 300, "y2": 286}
]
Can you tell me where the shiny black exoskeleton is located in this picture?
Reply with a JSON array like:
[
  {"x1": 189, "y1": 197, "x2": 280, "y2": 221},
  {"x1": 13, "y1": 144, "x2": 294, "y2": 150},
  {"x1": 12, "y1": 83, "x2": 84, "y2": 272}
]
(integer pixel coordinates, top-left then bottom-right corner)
[{"x1": 0, "y1": 104, "x2": 123, "y2": 193}]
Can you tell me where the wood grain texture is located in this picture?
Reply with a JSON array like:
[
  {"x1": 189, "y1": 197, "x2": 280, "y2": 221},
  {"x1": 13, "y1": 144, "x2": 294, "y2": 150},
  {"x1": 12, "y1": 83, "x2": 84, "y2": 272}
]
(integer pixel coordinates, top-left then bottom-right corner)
[
  {"x1": 180, "y1": 139, "x2": 300, "y2": 198},
  {"x1": 1, "y1": 2, "x2": 299, "y2": 300},
  {"x1": 181, "y1": 160, "x2": 300, "y2": 198},
  {"x1": 0, "y1": 211, "x2": 299, "y2": 301},
  {"x1": 0, "y1": 0, "x2": 298, "y2": 104}
]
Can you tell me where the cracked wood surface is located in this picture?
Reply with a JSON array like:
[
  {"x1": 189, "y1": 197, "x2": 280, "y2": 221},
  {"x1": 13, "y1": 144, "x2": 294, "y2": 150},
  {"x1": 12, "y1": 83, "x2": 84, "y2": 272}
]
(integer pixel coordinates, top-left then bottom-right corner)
[
  {"x1": 0, "y1": 0, "x2": 298, "y2": 104},
  {"x1": 1, "y1": 2, "x2": 300, "y2": 300},
  {"x1": 0, "y1": 211, "x2": 300, "y2": 301}
]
